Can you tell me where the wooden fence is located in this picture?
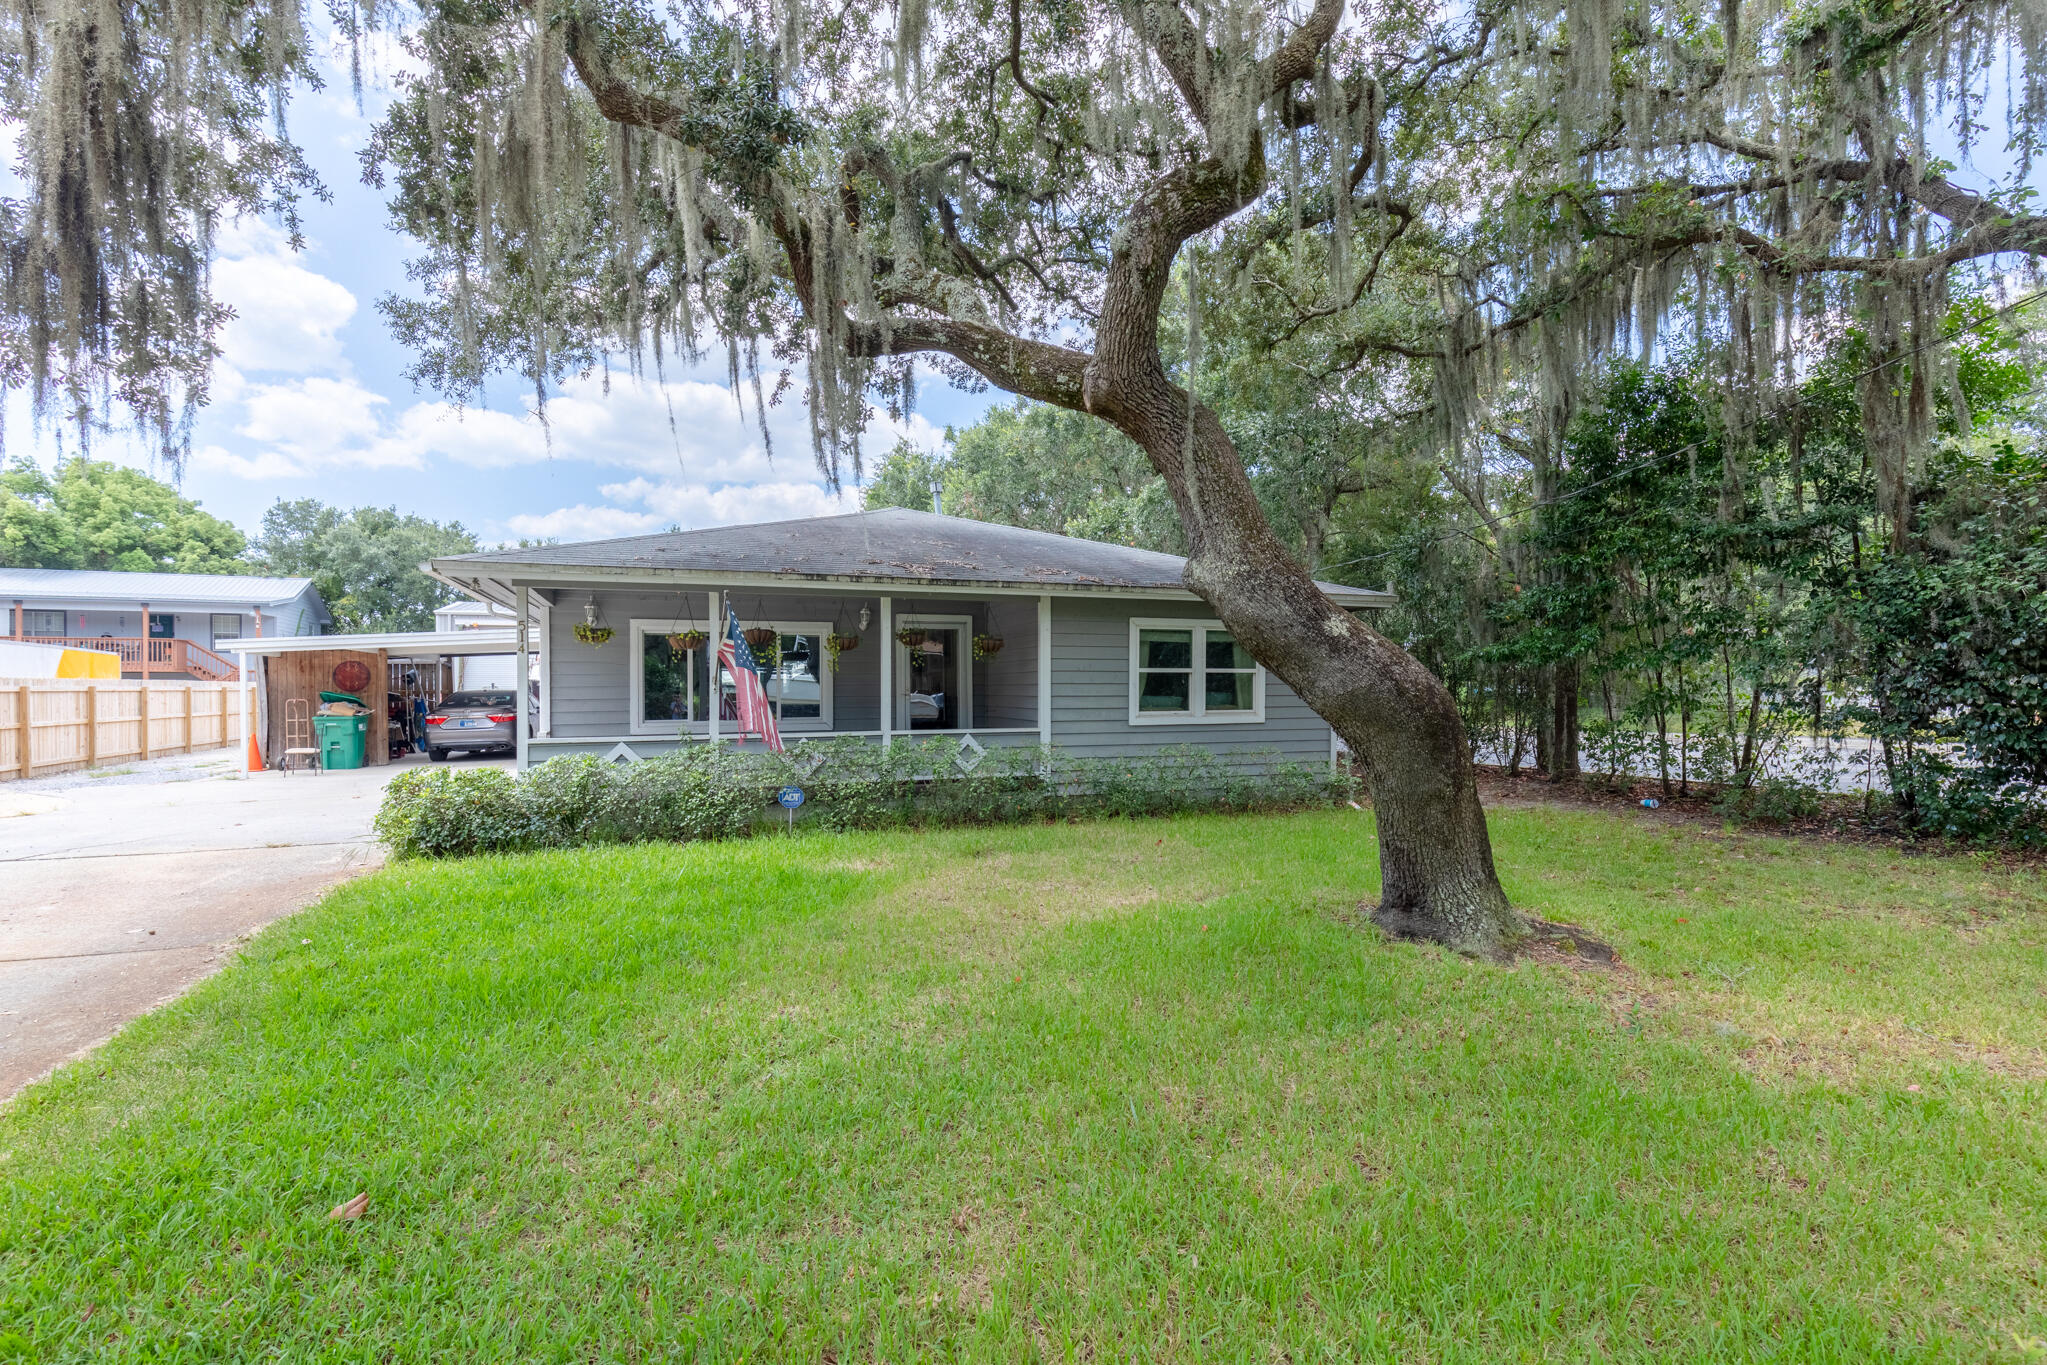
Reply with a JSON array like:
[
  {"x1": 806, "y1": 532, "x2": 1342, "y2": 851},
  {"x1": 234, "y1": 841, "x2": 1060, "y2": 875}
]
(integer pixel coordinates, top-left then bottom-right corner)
[{"x1": 0, "y1": 678, "x2": 246, "y2": 782}]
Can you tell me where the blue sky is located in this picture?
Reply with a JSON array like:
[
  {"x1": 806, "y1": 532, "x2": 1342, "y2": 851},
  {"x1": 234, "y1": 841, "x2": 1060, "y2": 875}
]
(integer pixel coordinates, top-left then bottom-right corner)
[{"x1": 3, "y1": 38, "x2": 1001, "y2": 549}]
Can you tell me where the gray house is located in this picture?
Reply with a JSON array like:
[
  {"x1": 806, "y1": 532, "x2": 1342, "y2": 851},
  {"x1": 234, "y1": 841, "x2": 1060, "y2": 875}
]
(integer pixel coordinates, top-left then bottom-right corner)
[
  {"x1": 1, "y1": 568, "x2": 332, "y2": 681},
  {"x1": 426, "y1": 508, "x2": 1390, "y2": 769}
]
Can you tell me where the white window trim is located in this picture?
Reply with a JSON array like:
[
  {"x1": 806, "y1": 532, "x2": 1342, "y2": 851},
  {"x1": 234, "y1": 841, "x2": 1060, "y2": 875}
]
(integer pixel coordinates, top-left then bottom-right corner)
[
  {"x1": 628, "y1": 617, "x2": 709, "y2": 736},
  {"x1": 893, "y1": 613, "x2": 976, "y2": 732},
  {"x1": 1127, "y1": 617, "x2": 1266, "y2": 725},
  {"x1": 721, "y1": 619, "x2": 835, "y2": 733}
]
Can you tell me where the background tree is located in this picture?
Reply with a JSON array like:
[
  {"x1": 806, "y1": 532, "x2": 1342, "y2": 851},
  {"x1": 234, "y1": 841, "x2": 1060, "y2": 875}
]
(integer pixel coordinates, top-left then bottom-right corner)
[
  {"x1": 252, "y1": 501, "x2": 480, "y2": 632},
  {"x1": 860, "y1": 440, "x2": 944, "y2": 514},
  {"x1": 0, "y1": 458, "x2": 247, "y2": 571}
]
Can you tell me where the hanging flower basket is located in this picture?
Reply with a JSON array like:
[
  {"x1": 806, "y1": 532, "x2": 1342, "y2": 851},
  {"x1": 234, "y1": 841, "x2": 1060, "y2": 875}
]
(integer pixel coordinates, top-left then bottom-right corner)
[
  {"x1": 573, "y1": 623, "x2": 615, "y2": 647},
  {"x1": 824, "y1": 633, "x2": 862, "y2": 673},
  {"x1": 895, "y1": 627, "x2": 927, "y2": 648},
  {"x1": 668, "y1": 629, "x2": 708, "y2": 652},
  {"x1": 972, "y1": 634, "x2": 1005, "y2": 660},
  {"x1": 742, "y1": 626, "x2": 779, "y2": 650}
]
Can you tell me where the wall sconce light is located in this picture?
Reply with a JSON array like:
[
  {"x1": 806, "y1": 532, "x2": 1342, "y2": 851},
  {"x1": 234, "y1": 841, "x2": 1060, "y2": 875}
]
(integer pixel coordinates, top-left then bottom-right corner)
[
  {"x1": 583, "y1": 598, "x2": 598, "y2": 627},
  {"x1": 858, "y1": 605, "x2": 872, "y2": 631}
]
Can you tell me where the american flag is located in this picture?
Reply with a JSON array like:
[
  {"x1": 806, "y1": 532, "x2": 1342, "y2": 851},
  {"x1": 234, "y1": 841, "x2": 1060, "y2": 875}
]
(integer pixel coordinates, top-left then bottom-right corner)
[{"x1": 717, "y1": 604, "x2": 783, "y2": 751}]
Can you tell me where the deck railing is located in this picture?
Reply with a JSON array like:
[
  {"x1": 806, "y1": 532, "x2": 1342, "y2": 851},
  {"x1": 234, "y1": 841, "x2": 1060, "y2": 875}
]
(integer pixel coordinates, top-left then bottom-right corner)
[{"x1": 20, "y1": 636, "x2": 240, "y2": 681}]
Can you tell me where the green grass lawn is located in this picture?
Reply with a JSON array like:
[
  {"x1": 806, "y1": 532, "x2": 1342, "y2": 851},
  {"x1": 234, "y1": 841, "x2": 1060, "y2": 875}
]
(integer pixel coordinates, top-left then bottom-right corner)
[{"x1": 4, "y1": 806, "x2": 2044, "y2": 1362}]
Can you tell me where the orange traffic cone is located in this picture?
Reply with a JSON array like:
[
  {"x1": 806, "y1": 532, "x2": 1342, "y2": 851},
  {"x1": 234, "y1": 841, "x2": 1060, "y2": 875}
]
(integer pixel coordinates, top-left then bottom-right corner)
[{"x1": 246, "y1": 733, "x2": 263, "y2": 773}]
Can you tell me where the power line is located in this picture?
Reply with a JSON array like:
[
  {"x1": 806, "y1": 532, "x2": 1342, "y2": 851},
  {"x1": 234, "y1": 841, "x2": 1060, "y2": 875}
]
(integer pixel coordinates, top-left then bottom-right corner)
[{"x1": 1315, "y1": 285, "x2": 2047, "y2": 578}]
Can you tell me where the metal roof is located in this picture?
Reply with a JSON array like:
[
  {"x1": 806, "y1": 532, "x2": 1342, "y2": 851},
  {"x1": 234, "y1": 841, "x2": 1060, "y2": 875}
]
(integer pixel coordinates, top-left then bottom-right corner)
[
  {"x1": 0, "y1": 567, "x2": 327, "y2": 612},
  {"x1": 432, "y1": 508, "x2": 1394, "y2": 607}
]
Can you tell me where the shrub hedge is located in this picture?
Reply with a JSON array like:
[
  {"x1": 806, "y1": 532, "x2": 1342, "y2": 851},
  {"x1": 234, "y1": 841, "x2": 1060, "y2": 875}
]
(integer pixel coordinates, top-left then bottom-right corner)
[{"x1": 373, "y1": 739, "x2": 1354, "y2": 859}]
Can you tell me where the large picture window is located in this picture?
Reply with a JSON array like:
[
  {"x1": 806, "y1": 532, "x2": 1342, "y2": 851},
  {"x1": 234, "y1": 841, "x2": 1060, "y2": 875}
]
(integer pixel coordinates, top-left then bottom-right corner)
[
  {"x1": 1128, "y1": 618, "x2": 1265, "y2": 725},
  {"x1": 718, "y1": 625, "x2": 832, "y2": 731}
]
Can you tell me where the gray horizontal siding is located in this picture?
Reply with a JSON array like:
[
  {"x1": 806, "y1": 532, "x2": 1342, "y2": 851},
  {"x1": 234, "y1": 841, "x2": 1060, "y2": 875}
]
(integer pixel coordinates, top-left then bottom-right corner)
[
  {"x1": 546, "y1": 588, "x2": 882, "y2": 739},
  {"x1": 1048, "y1": 597, "x2": 1332, "y2": 766},
  {"x1": 542, "y1": 588, "x2": 1040, "y2": 738},
  {"x1": 536, "y1": 586, "x2": 1330, "y2": 767}
]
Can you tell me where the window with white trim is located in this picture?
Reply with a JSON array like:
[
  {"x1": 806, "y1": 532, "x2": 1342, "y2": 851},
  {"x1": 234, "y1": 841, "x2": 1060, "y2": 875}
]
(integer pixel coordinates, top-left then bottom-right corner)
[
  {"x1": 1128, "y1": 618, "x2": 1265, "y2": 724},
  {"x1": 718, "y1": 623, "x2": 833, "y2": 731},
  {"x1": 629, "y1": 619, "x2": 712, "y2": 734},
  {"x1": 23, "y1": 610, "x2": 65, "y2": 637},
  {"x1": 210, "y1": 613, "x2": 242, "y2": 641}
]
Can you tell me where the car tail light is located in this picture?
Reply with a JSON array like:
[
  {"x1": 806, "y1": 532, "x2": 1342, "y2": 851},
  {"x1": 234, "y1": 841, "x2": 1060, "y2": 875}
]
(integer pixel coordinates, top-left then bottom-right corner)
[
  {"x1": 425, "y1": 715, "x2": 446, "y2": 726},
  {"x1": 486, "y1": 713, "x2": 516, "y2": 724}
]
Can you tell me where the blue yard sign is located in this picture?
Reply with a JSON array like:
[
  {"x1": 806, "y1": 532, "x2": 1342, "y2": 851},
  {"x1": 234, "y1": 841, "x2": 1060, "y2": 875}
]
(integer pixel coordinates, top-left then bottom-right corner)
[{"x1": 777, "y1": 786, "x2": 805, "y2": 809}]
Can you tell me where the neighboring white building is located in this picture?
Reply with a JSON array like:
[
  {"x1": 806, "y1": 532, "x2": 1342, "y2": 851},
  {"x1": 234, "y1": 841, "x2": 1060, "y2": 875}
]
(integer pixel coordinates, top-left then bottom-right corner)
[
  {"x1": 0, "y1": 568, "x2": 331, "y2": 680},
  {"x1": 434, "y1": 599, "x2": 523, "y2": 691}
]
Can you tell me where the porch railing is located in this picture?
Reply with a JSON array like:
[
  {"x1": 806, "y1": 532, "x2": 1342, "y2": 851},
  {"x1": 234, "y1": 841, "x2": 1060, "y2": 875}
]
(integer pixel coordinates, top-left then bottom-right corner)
[{"x1": 21, "y1": 636, "x2": 240, "y2": 682}]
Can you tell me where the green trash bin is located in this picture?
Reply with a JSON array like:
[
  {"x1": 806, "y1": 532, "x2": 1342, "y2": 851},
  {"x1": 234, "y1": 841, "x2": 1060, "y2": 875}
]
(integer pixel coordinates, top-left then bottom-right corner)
[{"x1": 313, "y1": 712, "x2": 369, "y2": 770}]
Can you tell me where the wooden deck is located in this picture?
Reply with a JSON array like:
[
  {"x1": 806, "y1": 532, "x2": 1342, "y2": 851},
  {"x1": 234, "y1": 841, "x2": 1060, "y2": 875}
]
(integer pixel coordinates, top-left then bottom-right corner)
[{"x1": 25, "y1": 637, "x2": 240, "y2": 681}]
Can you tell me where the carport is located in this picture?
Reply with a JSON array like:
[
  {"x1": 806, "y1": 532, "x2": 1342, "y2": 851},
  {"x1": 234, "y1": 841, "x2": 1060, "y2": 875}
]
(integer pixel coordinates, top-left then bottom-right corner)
[{"x1": 228, "y1": 629, "x2": 522, "y2": 769}]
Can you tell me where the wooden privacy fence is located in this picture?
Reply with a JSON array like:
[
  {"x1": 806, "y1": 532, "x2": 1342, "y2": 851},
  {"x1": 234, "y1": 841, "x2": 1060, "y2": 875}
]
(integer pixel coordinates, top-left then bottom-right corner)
[{"x1": 0, "y1": 678, "x2": 246, "y2": 782}]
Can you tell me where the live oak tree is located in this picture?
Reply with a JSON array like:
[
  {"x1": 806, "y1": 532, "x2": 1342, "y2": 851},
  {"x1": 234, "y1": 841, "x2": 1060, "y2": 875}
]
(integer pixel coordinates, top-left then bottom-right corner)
[{"x1": 9, "y1": 0, "x2": 2047, "y2": 950}]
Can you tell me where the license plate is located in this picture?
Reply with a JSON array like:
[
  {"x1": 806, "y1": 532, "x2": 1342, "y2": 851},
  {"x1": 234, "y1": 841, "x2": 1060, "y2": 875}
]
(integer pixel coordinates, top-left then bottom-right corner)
[{"x1": 453, "y1": 718, "x2": 491, "y2": 728}]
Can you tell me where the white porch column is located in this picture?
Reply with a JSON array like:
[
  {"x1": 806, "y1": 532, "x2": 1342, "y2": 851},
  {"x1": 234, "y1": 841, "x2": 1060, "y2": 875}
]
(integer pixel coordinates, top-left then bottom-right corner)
[
  {"x1": 534, "y1": 596, "x2": 551, "y2": 736},
  {"x1": 706, "y1": 591, "x2": 721, "y2": 745},
  {"x1": 240, "y1": 650, "x2": 257, "y2": 770},
  {"x1": 514, "y1": 586, "x2": 531, "y2": 771},
  {"x1": 879, "y1": 595, "x2": 894, "y2": 744},
  {"x1": 1037, "y1": 593, "x2": 1052, "y2": 749}
]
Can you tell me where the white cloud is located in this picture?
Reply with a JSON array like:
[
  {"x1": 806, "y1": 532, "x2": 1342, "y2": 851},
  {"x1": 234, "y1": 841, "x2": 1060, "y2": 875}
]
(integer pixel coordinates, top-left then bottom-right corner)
[
  {"x1": 391, "y1": 370, "x2": 951, "y2": 482},
  {"x1": 504, "y1": 504, "x2": 665, "y2": 541},
  {"x1": 190, "y1": 445, "x2": 308, "y2": 481},
  {"x1": 599, "y1": 477, "x2": 859, "y2": 528},
  {"x1": 377, "y1": 401, "x2": 549, "y2": 469},
  {"x1": 236, "y1": 376, "x2": 412, "y2": 468},
  {"x1": 212, "y1": 220, "x2": 358, "y2": 375}
]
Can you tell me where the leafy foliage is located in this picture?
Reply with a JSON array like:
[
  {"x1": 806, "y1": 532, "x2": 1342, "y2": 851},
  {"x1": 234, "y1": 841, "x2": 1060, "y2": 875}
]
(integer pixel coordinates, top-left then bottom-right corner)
[
  {"x1": 251, "y1": 499, "x2": 479, "y2": 632},
  {"x1": 0, "y1": 458, "x2": 247, "y2": 572},
  {"x1": 1844, "y1": 448, "x2": 2047, "y2": 842},
  {"x1": 375, "y1": 741, "x2": 1353, "y2": 858}
]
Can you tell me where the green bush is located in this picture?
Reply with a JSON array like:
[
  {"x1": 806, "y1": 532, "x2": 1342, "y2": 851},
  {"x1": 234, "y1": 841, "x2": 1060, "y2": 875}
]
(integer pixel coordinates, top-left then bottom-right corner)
[
  {"x1": 1713, "y1": 775, "x2": 1823, "y2": 824},
  {"x1": 373, "y1": 767, "x2": 546, "y2": 859},
  {"x1": 374, "y1": 741, "x2": 1355, "y2": 859}
]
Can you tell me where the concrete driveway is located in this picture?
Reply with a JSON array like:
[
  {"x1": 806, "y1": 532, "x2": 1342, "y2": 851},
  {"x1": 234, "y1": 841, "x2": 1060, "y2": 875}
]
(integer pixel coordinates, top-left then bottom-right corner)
[{"x1": 0, "y1": 749, "x2": 509, "y2": 1100}]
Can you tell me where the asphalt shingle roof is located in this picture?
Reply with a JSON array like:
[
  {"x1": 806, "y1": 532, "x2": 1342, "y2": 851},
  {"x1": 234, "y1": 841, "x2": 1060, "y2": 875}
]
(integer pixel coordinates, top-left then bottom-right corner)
[{"x1": 437, "y1": 508, "x2": 1391, "y2": 603}]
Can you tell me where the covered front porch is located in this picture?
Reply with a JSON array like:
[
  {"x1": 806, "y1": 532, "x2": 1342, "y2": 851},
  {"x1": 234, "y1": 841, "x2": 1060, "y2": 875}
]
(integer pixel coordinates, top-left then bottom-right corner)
[{"x1": 520, "y1": 586, "x2": 1050, "y2": 765}]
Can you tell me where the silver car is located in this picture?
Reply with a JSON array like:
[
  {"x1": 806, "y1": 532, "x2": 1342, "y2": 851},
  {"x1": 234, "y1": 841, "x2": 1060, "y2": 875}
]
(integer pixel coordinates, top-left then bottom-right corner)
[{"x1": 424, "y1": 689, "x2": 519, "y2": 760}]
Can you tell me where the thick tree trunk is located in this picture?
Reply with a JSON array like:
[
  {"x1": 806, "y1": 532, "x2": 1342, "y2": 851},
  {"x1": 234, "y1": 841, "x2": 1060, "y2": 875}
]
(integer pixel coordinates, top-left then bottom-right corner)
[
  {"x1": 1103, "y1": 393, "x2": 1523, "y2": 956},
  {"x1": 1547, "y1": 661, "x2": 1580, "y2": 780}
]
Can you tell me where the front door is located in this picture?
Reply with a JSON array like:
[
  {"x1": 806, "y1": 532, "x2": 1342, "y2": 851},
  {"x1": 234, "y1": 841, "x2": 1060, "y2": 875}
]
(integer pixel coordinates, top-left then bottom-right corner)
[
  {"x1": 894, "y1": 618, "x2": 972, "y2": 731},
  {"x1": 148, "y1": 613, "x2": 175, "y2": 639}
]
